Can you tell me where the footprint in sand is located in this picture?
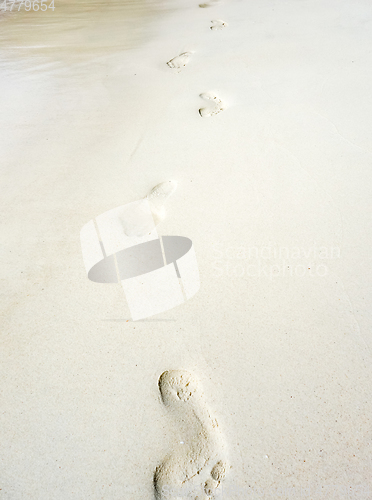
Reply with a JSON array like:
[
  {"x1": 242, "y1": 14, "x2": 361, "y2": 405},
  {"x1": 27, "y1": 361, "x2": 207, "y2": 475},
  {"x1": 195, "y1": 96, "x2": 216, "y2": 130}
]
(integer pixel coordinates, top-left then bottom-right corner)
[
  {"x1": 154, "y1": 370, "x2": 229, "y2": 500},
  {"x1": 119, "y1": 180, "x2": 177, "y2": 237},
  {"x1": 199, "y1": 92, "x2": 225, "y2": 118},
  {"x1": 147, "y1": 180, "x2": 177, "y2": 224},
  {"x1": 199, "y1": 0, "x2": 220, "y2": 8},
  {"x1": 210, "y1": 20, "x2": 228, "y2": 30},
  {"x1": 167, "y1": 52, "x2": 193, "y2": 72}
]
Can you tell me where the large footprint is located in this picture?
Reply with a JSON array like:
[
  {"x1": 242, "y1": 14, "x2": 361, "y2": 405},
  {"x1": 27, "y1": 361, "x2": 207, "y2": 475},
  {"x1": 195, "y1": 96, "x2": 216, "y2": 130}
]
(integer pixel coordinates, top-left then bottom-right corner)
[
  {"x1": 154, "y1": 370, "x2": 229, "y2": 500},
  {"x1": 199, "y1": 92, "x2": 225, "y2": 118}
]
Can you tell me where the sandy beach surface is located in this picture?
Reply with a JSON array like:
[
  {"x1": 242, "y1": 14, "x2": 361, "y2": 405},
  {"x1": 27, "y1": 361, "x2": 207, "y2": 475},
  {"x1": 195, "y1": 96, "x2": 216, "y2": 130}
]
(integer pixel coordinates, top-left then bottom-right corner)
[{"x1": 1, "y1": 0, "x2": 372, "y2": 498}]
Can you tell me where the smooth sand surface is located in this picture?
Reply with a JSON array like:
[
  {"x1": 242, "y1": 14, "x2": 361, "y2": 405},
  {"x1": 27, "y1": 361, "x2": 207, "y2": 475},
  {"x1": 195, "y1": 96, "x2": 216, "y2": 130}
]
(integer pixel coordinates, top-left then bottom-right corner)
[{"x1": 1, "y1": 0, "x2": 372, "y2": 498}]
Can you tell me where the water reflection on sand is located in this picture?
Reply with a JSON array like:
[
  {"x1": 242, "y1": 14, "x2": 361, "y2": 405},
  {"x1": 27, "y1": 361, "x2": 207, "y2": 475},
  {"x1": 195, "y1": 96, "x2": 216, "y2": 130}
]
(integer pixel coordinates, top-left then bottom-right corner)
[{"x1": 0, "y1": 0, "x2": 169, "y2": 69}]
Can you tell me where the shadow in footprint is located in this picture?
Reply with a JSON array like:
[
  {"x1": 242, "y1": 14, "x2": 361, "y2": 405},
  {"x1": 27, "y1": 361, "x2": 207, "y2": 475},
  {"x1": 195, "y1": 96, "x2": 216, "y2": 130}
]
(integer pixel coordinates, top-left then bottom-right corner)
[
  {"x1": 199, "y1": 0, "x2": 220, "y2": 8},
  {"x1": 210, "y1": 19, "x2": 228, "y2": 30},
  {"x1": 199, "y1": 92, "x2": 225, "y2": 118},
  {"x1": 167, "y1": 52, "x2": 194, "y2": 72}
]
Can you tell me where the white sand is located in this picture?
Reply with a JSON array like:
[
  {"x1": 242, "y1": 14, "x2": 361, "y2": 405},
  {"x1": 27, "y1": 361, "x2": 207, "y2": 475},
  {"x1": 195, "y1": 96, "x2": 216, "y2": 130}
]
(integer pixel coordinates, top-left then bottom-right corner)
[{"x1": 1, "y1": 0, "x2": 372, "y2": 498}]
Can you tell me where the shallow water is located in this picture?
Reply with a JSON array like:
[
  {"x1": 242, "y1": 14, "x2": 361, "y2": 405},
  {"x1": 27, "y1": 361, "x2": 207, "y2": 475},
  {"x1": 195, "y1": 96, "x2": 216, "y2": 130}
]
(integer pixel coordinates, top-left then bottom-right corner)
[
  {"x1": 0, "y1": 0, "x2": 170, "y2": 70},
  {"x1": 0, "y1": 0, "x2": 174, "y2": 175}
]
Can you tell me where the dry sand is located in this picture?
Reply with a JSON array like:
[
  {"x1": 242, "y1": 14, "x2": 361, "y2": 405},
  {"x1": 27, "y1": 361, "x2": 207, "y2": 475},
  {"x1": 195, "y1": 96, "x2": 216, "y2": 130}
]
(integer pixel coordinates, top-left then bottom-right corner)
[{"x1": 1, "y1": 0, "x2": 372, "y2": 498}]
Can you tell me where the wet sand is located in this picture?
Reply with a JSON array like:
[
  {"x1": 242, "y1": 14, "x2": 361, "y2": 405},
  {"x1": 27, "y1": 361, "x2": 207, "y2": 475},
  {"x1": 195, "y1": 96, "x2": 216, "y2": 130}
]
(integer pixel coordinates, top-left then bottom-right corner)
[{"x1": 0, "y1": 0, "x2": 168, "y2": 61}]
